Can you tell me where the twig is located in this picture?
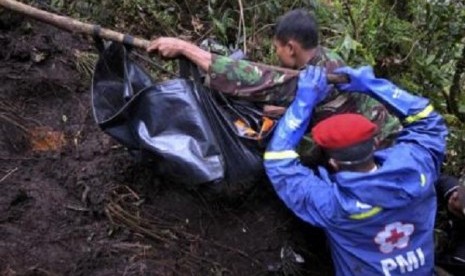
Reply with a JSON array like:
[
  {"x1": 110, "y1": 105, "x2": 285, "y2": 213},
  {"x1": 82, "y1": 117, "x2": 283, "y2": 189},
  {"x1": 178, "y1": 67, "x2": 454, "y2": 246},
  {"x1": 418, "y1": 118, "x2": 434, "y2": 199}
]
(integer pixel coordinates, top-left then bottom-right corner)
[
  {"x1": 65, "y1": 204, "x2": 90, "y2": 212},
  {"x1": 106, "y1": 187, "x2": 263, "y2": 269},
  {"x1": 243, "y1": 1, "x2": 267, "y2": 11},
  {"x1": 254, "y1": 23, "x2": 274, "y2": 37},
  {"x1": 0, "y1": 167, "x2": 18, "y2": 183},
  {"x1": 0, "y1": 114, "x2": 29, "y2": 133},
  {"x1": 107, "y1": 202, "x2": 225, "y2": 268},
  {"x1": 181, "y1": 0, "x2": 193, "y2": 19},
  {"x1": 371, "y1": 0, "x2": 397, "y2": 43},
  {"x1": 130, "y1": 51, "x2": 178, "y2": 78},
  {"x1": 123, "y1": 185, "x2": 141, "y2": 200},
  {"x1": 236, "y1": 9, "x2": 243, "y2": 50},
  {"x1": 81, "y1": 184, "x2": 90, "y2": 203},
  {"x1": 206, "y1": 238, "x2": 262, "y2": 266},
  {"x1": 194, "y1": 27, "x2": 213, "y2": 44},
  {"x1": 237, "y1": 0, "x2": 247, "y2": 54},
  {"x1": 341, "y1": 0, "x2": 357, "y2": 40},
  {"x1": 398, "y1": 40, "x2": 419, "y2": 64},
  {"x1": 106, "y1": 203, "x2": 168, "y2": 242},
  {"x1": 111, "y1": 242, "x2": 152, "y2": 251},
  {"x1": 379, "y1": 0, "x2": 397, "y2": 30}
]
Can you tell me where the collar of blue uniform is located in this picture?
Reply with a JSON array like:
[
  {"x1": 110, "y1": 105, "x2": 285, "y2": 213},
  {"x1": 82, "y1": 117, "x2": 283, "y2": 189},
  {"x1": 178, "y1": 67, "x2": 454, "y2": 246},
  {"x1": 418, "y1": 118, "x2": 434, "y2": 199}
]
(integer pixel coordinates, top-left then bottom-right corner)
[{"x1": 334, "y1": 151, "x2": 374, "y2": 166}]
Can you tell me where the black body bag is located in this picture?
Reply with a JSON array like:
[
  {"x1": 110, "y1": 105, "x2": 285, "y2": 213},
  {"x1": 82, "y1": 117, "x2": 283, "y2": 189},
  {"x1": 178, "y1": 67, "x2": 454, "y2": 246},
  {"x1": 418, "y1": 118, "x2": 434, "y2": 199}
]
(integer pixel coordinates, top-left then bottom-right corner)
[{"x1": 91, "y1": 42, "x2": 273, "y2": 189}]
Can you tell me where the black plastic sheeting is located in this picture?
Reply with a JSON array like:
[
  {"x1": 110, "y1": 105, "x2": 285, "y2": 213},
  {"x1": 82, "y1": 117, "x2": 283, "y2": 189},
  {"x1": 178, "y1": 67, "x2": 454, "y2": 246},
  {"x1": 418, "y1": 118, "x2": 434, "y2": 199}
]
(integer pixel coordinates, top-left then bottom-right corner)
[{"x1": 91, "y1": 43, "x2": 273, "y2": 187}]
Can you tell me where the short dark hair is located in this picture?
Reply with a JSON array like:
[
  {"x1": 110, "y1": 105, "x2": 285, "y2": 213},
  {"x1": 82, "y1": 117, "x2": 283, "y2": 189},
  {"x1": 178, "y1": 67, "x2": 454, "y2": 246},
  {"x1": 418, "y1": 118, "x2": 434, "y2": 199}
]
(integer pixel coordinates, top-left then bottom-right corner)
[
  {"x1": 274, "y1": 9, "x2": 319, "y2": 49},
  {"x1": 327, "y1": 139, "x2": 375, "y2": 163},
  {"x1": 325, "y1": 138, "x2": 375, "y2": 171}
]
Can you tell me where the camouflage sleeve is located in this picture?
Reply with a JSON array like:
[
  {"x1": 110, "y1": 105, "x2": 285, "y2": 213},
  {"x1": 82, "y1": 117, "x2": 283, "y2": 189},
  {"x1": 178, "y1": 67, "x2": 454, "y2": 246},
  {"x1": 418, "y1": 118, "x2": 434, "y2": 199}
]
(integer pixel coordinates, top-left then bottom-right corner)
[
  {"x1": 312, "y1": 48, "x2": 402, "y2": 144},
  {"x1": 205, "y1": 54, "x2": 298, "y2": 105},
  {"x1": 299, "y1": 47, "x2": 402, "y2": 154},
  {"x1": 354, "y1": 94, "x2": 402, "y2": 146}
]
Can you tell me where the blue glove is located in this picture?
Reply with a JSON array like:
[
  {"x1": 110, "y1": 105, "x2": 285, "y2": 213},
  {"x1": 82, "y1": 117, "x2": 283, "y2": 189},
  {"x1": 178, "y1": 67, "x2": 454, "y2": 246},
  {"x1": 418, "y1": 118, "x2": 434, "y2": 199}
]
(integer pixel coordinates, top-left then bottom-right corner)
[
  {"x1": 297, "y1": 65, "x2": 329, "y2": 104},
  {"x1": 333, "y1": 66, "x2": 376, "y2": 93},
  {"x1": 335, "y1": 65, "x2": 429, "y2": 118},
  {"x1": 267, "y1": 66, "x2": 327, "y2": 151}
]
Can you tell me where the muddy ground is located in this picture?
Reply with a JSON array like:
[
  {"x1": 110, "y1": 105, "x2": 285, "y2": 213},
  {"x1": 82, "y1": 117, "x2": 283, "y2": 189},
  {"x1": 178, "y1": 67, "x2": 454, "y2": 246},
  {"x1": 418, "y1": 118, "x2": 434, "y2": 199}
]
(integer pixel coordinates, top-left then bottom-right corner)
[{"x1": 0, "y1": 15, "x2": 332, "y2": 275}]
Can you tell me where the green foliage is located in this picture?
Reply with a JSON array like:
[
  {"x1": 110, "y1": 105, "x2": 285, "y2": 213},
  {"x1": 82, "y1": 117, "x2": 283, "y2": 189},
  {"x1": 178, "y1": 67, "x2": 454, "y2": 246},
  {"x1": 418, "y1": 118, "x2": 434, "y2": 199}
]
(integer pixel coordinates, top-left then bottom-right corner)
[
  {"x1": 328, "y1": 0, "x2": 465, "y2": 173},
  {"x1": 317, "y1": 0, "x2": 465, "y2": 173},
  {"x1": 204, "y1": 0, "x2": 317, "y2": 58}
]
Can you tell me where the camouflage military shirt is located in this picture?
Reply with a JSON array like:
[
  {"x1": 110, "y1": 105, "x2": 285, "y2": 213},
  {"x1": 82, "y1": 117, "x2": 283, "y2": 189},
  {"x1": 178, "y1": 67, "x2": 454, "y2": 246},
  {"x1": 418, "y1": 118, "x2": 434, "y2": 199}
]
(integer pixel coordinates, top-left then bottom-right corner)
[{"x1": 205, "y1": 47, "x2": 401, "y2": 145}]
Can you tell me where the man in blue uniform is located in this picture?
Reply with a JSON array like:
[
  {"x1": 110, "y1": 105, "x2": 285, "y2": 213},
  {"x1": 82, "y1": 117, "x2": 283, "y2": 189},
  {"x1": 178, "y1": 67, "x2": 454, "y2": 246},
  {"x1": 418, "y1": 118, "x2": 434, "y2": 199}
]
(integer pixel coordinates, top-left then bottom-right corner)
[{"x1": 264, "y1": 65, "x2": 448, "y2": 275}]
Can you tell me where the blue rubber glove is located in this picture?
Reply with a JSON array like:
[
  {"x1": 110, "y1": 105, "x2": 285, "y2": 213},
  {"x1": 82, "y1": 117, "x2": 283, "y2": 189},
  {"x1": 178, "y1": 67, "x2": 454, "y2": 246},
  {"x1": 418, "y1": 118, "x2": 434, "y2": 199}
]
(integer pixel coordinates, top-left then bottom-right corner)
[
  {"x1": 267, "y1": 65, "x2": 327, "y2": 151},
  {"x1": 335, "y1": 65, "x2": 429, "y2": 118},
  {"x1": 298, "y1": 65, "x2": 329, "y2": 104},
  {"x1": 333, "y1": 66, "x2": 375, "y2": 93}
]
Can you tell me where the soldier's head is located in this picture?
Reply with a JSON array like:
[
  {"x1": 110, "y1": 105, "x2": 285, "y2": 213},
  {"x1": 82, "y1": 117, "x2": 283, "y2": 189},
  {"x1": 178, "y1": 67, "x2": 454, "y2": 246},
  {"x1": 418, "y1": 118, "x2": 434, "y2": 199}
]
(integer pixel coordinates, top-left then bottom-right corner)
[
  {"x1": 312, "y1": 114, "x2": 378, "y2": 172},
  {"x1": 273, "y1": 9, "x2": 319, "y2": 69}
]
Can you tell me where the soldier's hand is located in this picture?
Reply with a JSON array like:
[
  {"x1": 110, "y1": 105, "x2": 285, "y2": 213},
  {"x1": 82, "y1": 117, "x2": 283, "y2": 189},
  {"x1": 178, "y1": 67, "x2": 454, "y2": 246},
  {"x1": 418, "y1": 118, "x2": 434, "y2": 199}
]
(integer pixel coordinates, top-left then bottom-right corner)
[
  {"x1": 298, "y1": 65, "x2": 328, "y2": 104},
  {"x1": 324, "y1": 59, "x2": 344, "y2": 74},
  {"x1": 333, "y1": 66, "x2": 376, "y2": 93},
  {"x1": 267, "y1": 66, "x2": 327, "y2": 151},
  {"x1": 146, "y1": 37, "x2": 187, "y2": 58}
]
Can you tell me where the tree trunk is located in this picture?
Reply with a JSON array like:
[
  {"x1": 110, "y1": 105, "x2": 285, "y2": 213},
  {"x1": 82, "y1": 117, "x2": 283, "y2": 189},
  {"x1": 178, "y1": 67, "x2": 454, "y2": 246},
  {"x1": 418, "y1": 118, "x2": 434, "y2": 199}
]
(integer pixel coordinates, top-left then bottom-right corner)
[{"x1": 449, "y1": 44, "x2": 465, "y2": 122}]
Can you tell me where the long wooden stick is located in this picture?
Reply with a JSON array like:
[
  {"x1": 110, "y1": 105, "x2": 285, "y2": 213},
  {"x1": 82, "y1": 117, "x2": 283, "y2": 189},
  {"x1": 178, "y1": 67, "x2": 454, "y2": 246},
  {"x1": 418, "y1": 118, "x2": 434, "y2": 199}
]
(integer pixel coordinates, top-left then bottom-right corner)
[
  {"x1": 0, "y1": 0, "x2": 150, "y2": 48},
  {"x1": 0, "y1": 0, "x2": 347, "y2": 84}
]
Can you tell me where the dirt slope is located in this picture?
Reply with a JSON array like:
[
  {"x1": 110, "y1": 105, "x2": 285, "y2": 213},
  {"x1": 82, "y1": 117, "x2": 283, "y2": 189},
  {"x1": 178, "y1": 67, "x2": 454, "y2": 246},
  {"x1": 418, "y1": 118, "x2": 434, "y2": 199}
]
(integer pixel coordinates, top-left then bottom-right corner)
[{"x1": 0, "y1": 15, "x2": 331, "y2": 276}]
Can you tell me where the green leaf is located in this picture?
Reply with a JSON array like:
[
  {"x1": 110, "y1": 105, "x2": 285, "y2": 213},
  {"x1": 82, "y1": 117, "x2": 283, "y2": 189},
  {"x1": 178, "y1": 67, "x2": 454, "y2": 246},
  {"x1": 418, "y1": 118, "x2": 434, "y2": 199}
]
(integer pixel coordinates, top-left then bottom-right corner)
[
  {"x1": 341, "y1": 34, "x2": 361, "y2": 51},
  {"x1": 213, "y1": 18, "x2": 227, "y2": 39},
  {"x1": 208, "y1": 2, "x2": 214, "y2": 16},
  {"x1": 425, "y1": 54, "x2": 436, "y2": 66}
]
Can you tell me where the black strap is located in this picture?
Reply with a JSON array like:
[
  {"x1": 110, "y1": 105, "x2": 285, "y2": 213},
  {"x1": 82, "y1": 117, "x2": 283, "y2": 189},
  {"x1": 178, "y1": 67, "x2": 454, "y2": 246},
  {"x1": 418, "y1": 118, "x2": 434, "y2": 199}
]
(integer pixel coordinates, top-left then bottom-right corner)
[
  {"x1": 123, "y1": 35, "x2": 135, "y2": 47},
  {"x1": 190, "y1": 62, "x2": 203, "y2": 84},
  {"x1": 92, "y1": 25, "x2": 105, "y2": 53},
  {"x1": 92, "y1": 24, "x2": 101, "y2": 37},
  {"x1": 178, "y1": 58, "x2": 205, "y2": 84},
  {"x1": 178, "y1": 58, "x2": 191, "y2": 79}
]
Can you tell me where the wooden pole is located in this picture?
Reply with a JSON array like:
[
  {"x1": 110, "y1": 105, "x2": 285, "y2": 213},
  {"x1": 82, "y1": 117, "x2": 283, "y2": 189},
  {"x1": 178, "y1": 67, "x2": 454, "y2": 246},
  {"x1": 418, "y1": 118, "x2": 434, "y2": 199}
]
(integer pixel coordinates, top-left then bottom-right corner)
[
  {"x1": 0, "y1": 0, "x2": 150, "y2": 48},
  {"x1": 0, "y1": 0, "x2": 347, "y2": 84}
]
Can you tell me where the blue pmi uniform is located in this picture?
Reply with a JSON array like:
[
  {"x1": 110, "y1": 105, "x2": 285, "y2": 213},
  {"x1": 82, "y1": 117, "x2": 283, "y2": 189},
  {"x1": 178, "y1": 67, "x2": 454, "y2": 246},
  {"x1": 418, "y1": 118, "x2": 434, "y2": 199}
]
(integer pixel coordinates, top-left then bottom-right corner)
[{"x1": 264, "y1": 66, "x2": 448, "y2": 276}]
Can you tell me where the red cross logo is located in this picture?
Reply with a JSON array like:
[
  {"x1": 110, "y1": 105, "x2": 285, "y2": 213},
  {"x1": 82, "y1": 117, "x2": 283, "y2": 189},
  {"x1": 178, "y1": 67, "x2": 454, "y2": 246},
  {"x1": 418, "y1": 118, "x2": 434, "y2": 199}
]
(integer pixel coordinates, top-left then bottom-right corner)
[
  {"x1": 386, "y1": 229, "x2": 405, "y2": 244},
  {"x1": 374, "y1": 222, "x2": 414, "y2": 254}
]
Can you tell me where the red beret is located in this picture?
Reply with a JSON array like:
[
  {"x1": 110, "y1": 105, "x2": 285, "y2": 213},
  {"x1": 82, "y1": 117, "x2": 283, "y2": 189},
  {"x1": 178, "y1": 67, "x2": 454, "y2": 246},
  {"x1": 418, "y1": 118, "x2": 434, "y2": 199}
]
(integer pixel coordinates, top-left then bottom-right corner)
[{"x1": 312, "y1": 113, "x2": 377, "y2": 149}]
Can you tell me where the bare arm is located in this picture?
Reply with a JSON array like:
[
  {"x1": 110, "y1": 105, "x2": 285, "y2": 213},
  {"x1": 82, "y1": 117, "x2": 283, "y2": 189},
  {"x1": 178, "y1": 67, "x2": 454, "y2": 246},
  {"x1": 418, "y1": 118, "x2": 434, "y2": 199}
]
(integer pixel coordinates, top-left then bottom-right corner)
[
  {"x1": 146, "y1": 37, "x2": 295, "y2": 112},
  {"x1": 146, "y1": 37, "x2": 212, "y2": 71}
]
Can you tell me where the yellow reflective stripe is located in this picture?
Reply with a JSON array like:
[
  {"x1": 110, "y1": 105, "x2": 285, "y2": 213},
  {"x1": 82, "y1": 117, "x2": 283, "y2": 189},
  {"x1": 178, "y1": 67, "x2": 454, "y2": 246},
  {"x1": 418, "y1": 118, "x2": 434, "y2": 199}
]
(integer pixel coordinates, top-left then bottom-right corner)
[
  {"x1": 420, "y1": 174, "x2": 427, "y2": 187},
  {"x1": 404, "y1": 105, "x2": 434, "y2": 124},
  {"x1": 350, "y1": 207, "x2": 382, "y2": 220},
  {"x1": 264, "y1": 150, "x2": 299, "y2": 160}
]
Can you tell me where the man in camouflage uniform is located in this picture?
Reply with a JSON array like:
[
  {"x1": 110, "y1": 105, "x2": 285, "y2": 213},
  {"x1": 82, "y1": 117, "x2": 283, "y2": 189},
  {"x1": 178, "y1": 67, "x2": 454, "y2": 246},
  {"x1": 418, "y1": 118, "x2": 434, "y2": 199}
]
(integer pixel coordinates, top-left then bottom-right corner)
[{"x1": 147, "y1": 9, "x2": 400, "y2": 165}]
